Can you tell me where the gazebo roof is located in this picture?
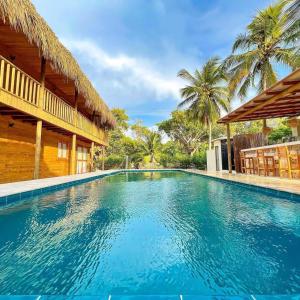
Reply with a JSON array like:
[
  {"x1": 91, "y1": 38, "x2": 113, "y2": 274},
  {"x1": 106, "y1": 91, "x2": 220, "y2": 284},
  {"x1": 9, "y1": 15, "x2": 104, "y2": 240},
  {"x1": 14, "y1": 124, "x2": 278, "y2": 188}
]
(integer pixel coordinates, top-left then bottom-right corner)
[{"x1": 218, "y1": 68, "x2": 300, "y2": 124}]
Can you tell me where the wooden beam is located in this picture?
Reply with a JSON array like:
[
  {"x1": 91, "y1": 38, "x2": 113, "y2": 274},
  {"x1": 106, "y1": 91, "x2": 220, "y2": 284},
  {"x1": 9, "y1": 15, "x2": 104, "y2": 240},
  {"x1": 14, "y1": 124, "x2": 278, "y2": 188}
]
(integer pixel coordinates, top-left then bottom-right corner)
[
  {"x1": 70, "y1": 134, "x2": 77, "y2": 175},
  {"x1": 282, "y1": 80, "x2": 300, "y2": 85},
  {"x1": 33, "y1": 120, "x2": 42, "y2": 179},
  {"x1": 226, "y1": 123, "x2": 232, "y2": 174},
  {"x1": 38, "y1": 56, "x2": 46, "y2": 108},
  {"x1": 229, "y1": 82, "x2": 300, "y2": 123}
]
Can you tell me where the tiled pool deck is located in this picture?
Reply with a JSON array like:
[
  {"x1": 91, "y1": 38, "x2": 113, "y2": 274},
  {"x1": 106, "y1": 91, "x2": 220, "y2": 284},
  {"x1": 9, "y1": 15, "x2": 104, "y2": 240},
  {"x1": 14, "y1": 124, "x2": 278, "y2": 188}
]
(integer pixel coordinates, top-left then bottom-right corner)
[
  {"x1": 0, "y1": 169, "x2": 300, "y2": 208},
  {"x1": 187, "y1": 169, "x2": 300, "y2": 196}
]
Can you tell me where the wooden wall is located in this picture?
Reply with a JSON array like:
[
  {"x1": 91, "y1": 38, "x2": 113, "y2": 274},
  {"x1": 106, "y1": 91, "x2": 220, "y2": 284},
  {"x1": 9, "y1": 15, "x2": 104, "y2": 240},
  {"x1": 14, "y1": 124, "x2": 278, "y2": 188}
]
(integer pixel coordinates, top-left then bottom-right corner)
[
  {"x1": 0, "y1": 115, "x2": 91, "y2": 183},
  {"x1": 0, "y1": 115, "x2": 35, "y2": 183}
]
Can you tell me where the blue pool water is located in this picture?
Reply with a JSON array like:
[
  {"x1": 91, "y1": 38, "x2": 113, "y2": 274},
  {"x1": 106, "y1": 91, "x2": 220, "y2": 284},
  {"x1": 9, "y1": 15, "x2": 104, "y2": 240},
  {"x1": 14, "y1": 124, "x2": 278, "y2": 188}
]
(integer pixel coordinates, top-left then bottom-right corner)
[{"x1": 0, "y1": 171, "x2": 299, "y2": 297}]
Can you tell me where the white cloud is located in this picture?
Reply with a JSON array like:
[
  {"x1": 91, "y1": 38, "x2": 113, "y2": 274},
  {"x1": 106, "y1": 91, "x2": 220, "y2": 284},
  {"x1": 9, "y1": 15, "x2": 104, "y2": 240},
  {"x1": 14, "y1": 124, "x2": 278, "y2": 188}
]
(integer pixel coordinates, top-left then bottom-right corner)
[{"x1": 63, "y1": 39, "x2": 181, "y2": 100}]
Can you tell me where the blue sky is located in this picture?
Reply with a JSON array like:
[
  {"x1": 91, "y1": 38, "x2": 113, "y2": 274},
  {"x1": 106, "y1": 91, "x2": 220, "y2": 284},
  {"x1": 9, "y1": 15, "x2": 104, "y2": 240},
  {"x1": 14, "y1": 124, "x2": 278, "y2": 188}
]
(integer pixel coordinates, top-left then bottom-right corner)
[{"x1": 32, "y1": 0, "x2": 274, "y2": 126}]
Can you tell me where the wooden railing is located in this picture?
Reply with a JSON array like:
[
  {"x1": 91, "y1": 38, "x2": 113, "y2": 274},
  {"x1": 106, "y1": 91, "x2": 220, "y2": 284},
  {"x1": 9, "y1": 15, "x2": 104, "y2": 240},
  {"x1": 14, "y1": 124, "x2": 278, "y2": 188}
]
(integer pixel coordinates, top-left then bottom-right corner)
[
  {"x1": 43, "y1": 89, "x2": 74, "y2": 125},
  {"x1": 0, "y1": 57, "x2": 40, "y2": 106},
  {"x1": 77, "y1": 112, "x2": 91, "y2": 133},
  {"x1": 0, "y1": 56, "x2": 107, "y2": 143}
]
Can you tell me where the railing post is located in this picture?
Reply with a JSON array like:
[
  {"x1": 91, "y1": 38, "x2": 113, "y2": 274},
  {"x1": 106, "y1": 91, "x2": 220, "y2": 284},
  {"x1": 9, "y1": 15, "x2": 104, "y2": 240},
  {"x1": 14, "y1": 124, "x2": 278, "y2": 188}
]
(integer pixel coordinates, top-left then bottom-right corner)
[
  {"x1": 33, "y1": 120, "x2": 43, "y2": 179},
  {"x1": 70, "y1": 134, "x2": 77, "y2": 175},
  {"x1": 74, "y1": 89, "x2": 78, "y2": 127},
  {"x1": 38, "y1": 56, "x2": 46, "y2": 108},
  {"x1": 0, "y1": 59, "x2": 4, "y2": 88}
]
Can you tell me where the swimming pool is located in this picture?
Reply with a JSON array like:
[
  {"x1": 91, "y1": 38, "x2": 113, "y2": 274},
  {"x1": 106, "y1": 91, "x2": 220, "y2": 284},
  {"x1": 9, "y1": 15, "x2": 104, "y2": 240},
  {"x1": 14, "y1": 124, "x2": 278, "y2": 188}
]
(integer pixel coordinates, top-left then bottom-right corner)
[{"x1": 0, "y1": 171, "x2": 299, "y2": 297}]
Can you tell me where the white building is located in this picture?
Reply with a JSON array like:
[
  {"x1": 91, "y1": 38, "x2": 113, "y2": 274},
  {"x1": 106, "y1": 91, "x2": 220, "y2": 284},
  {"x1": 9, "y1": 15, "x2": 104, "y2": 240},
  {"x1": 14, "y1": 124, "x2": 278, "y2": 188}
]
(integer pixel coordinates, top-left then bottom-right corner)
[{"x1": 206, "y1": 137, "x2": 234, "y2": 172}]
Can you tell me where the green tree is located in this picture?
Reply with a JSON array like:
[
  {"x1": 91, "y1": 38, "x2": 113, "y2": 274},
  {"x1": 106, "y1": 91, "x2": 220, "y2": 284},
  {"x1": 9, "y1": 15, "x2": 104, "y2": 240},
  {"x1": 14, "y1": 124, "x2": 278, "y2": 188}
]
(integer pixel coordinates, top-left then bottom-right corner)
[
  {"x1": 141, "y1": 131, "x2": 162, "y2": 165},
  {"x1": 224, "y1": 1, "x2": 300, "y2": 100},
  {"x1": 177, "y1": 57, "x2": 229, "y2": 149},
  {"x1": 158, "y1": 110, "x2": 208, "y2": 156}
]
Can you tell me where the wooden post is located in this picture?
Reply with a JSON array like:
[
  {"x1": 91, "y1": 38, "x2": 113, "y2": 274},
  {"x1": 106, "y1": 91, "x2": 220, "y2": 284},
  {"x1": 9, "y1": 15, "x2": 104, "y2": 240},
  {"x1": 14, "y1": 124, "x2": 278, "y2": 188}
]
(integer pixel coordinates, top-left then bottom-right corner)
[
  {"x1": 90, "y1": 142, "x2": 95, "y2": 171},
  {"x1": 286, "y1": 146, "x2": 292, "y2": 179},
  {"x1": 262, "y1": 119, "x2": 271, "y2": 146},
  {"x1": 70, "y1": 134, "x2": 77, "y2": 175},
  {"x1": 38, "y1": 57, "x2": 46, "y2": 108},
  {"x1": 74, "y1": 89, "x2": 78, "y2": 127},
  {"x1": 226, "y1": 123, "x2": 232, "y2": 174},
  {"x1": 33, "y1": 120, "x2": 43, "y2": 179},
  {"x1": 102, "y1": 146, "x2": 105, "y2": 171}
]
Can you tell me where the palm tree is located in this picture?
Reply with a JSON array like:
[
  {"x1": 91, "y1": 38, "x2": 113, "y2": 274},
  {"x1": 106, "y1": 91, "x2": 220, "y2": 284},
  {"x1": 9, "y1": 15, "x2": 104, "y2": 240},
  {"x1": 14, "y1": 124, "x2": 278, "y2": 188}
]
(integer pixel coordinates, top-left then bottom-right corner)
[
  {"x1": 223, "y1": 1, "x2": 300, "y2": 100},
  {"x1": 284, "y1": 0, "x2": 300, "y2": 24},
  {"x1": 177, "y1": 57, "x2": 229, "y2": 150},
  {"x1": 142, "y1": 131, "x2": 161, "y2": 166}
]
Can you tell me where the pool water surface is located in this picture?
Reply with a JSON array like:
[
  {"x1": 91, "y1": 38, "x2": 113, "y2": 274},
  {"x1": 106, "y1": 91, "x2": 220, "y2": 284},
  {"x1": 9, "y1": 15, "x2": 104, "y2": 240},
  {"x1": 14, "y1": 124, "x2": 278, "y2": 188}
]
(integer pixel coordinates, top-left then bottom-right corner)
[{"x1": 0, "y1": 171, "x2": 299, "y2": 296}]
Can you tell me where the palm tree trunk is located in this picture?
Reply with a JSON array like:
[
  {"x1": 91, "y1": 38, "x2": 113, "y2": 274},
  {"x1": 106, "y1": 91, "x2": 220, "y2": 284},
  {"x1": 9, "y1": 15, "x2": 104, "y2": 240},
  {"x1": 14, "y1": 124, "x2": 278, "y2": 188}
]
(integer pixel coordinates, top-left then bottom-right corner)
[{"x1": 208, "y1": 121, "x2": 212, "y2": 150}]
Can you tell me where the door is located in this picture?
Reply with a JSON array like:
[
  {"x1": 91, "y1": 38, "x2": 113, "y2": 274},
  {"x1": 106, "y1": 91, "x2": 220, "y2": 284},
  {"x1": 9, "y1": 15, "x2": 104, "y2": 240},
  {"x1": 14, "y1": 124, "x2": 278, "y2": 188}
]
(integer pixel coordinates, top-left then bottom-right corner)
[{"x1": 77, "y1": 146, "x2": 88, "y2": 174}]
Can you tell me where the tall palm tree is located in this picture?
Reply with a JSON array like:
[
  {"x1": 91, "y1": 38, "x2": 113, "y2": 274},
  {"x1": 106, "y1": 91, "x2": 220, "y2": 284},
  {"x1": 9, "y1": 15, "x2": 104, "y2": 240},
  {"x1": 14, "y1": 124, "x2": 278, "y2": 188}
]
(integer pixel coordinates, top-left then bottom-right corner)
[
  {"x1": 223, "y1": 1, "x2": 300, "y2": 100},
  {"x1": 284, "y1": 0, "x2": 300, "y2": 24},
  {"x1": 177, "y1": 57, "x2": 229, "y2": 150},
  {"x1": 142, "y1": 131, "x2": 161, "y2": 165}
]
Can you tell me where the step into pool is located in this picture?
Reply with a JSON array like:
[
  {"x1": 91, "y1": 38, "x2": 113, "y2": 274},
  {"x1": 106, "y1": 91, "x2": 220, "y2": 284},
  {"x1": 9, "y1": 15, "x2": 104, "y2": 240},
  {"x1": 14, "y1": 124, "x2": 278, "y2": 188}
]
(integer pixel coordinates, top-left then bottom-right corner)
[{"x1": 0, "y1": 171, "x2": 299, "y2": 297}]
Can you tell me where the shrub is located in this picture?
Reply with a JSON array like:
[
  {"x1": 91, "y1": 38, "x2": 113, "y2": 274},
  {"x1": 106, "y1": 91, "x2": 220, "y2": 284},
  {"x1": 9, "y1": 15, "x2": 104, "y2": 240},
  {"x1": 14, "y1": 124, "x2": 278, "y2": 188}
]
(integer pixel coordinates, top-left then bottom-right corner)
[{"x1": 104, "y1": 155, "x2": 124, "y2": 169}]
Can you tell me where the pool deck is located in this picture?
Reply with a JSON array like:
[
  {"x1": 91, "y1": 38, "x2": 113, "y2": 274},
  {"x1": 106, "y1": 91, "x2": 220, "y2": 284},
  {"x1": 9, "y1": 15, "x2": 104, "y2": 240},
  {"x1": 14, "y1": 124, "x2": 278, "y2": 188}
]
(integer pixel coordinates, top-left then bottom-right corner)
[
  {"x1": 0, "y1": 169, "x2": 300, "y2": 202},
  {"x1": 186, "y1": 169, "x2": 300, "y2": 195},
  {"x1": 0, "y1": 170, "x2": 119, "y2": 199}
]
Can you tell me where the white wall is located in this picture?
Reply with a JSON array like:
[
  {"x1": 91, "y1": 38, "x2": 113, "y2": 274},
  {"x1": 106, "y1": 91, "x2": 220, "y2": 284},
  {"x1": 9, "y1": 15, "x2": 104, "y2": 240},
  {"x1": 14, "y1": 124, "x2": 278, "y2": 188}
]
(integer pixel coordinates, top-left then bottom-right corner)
[{"x1": 206, "y1": 149, "x2": 216, "y2": 171}]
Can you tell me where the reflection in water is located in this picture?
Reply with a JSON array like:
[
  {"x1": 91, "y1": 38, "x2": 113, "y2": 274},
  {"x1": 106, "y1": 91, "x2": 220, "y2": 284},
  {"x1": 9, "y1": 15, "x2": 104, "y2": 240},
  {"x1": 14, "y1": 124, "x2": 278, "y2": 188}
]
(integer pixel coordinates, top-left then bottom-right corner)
[{"x1": 0, "y1": 171, "x2": 299, "y2": 296}]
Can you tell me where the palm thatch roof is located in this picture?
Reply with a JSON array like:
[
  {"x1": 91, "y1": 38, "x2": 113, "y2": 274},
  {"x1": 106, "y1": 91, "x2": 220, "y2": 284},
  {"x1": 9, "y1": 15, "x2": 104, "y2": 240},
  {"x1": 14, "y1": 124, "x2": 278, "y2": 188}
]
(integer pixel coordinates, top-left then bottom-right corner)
[{"x1": 0, "y1": 0, "x2": 115, "y2": 128}]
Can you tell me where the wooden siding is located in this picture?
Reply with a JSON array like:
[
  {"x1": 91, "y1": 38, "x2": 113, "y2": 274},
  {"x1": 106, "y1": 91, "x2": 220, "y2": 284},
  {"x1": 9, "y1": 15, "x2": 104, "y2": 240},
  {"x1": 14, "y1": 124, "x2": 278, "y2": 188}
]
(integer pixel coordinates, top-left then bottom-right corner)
[
  {"x1": 0, "y1": 115, "x2": 35, "y2": 182},
  {"x1": 0, "y1": 115, "x2": 92, "y2": 183}
]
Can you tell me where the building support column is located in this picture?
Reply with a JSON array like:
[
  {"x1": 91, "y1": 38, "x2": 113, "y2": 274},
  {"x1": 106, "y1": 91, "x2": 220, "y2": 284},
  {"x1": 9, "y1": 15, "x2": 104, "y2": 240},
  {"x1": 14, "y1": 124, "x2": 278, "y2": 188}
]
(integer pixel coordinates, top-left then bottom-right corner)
[
  {"x1": 33, "y1": 120, "x2": 43, "y2": 179},
  {"x1": 90, "y1": 142, "x2": 95, "y2": 171},
  {"x1": 70, "y1": 134, "x2": 77, "y2": 175},
  {"x1": 226, "y1": 123, "x2": 232, "y2": 174}
]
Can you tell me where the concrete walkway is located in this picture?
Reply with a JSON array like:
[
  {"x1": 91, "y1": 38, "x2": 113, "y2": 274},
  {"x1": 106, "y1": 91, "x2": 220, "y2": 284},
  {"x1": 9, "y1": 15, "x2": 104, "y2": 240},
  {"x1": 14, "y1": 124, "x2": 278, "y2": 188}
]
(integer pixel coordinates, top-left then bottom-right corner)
[
  {"x1": 186, "y1": 169, "x2": 300, "y2": 195},
  {"x1": 0, "y1": 170, "x2": 119, "y2": 198}
]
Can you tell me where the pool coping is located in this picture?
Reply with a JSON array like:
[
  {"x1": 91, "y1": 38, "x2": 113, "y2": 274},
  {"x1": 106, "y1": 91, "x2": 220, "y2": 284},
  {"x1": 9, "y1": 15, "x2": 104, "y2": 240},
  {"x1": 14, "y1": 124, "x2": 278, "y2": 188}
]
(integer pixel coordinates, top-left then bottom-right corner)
[
  {"x1": 183, "y1": 169, "x2": 300, "y2": 201},
  {"x1": 0, "y1": 168, "x2": 300, "y2": 208}
]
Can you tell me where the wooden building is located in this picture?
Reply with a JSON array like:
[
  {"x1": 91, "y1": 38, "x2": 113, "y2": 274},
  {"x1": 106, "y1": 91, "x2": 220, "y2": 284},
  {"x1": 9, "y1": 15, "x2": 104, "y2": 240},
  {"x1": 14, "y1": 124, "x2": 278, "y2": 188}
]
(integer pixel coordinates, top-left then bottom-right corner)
[{"x1": 0, "y1": 0, "x2": 115, "y2": 183}]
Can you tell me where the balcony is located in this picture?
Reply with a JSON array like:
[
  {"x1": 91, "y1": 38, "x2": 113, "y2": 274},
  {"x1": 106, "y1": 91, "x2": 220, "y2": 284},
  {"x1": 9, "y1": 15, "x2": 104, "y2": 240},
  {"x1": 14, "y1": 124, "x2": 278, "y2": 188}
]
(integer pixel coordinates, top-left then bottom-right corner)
[{"x1": 0, "y1": 56, "x2": 108, "y2": 145}]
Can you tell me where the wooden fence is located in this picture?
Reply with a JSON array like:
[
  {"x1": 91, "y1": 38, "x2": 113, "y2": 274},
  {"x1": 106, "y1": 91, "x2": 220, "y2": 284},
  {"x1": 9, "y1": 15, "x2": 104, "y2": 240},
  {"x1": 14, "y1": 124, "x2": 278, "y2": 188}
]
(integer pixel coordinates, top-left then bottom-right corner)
[{"x1": 233, "y1": 133, "x2": 264, "y2": 173}]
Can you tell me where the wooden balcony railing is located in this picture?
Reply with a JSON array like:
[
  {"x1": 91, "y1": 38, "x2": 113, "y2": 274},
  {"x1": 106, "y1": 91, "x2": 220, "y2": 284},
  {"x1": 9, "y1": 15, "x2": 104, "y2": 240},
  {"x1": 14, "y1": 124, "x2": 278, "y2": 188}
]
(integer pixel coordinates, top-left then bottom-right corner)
[
  {"x1": 43, "y1": 89, "x2": 74, "y2": 125},
  {"x1": 0, "y1": 57, "x2": 40, "y2": 106},
  {"x1": 0, "y1": 56, "x2": 107, "y2": 144}
]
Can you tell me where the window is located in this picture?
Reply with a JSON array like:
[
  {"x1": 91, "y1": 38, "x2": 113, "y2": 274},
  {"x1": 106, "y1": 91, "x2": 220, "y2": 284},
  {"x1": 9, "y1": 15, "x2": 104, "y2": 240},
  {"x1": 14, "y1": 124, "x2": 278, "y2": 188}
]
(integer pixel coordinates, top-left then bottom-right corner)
[{"x1": 58, "y1": 142, "x2": 68, "y2": 159}]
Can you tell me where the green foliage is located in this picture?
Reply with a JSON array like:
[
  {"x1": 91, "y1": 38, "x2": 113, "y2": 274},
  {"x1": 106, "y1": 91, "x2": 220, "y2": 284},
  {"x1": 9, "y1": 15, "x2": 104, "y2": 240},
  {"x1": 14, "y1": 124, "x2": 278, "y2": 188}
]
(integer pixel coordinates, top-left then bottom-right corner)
[
  {"x1": 223, "y1": 1, "x2": 300, "y2": 99},
  {"x1": 158, "y1": 110, "x2": 208, "y2": 156},
  {"x1": 104, "y1": 155, "x2": 124, "y2": 169},
  {"x1": 268, "y1": 123, "x2": 292, "y2": 143},
  {"x1": 177, "y1": 57, "x2": 230, "y2": 149}
]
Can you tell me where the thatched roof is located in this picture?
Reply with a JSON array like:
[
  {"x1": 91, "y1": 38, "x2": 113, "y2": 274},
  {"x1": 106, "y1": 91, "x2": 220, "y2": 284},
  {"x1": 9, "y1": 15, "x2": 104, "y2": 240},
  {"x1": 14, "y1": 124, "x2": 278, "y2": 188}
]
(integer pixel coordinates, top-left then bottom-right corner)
[{"x1": 0, "y1": 0, "x2": 115, "y2": 128}]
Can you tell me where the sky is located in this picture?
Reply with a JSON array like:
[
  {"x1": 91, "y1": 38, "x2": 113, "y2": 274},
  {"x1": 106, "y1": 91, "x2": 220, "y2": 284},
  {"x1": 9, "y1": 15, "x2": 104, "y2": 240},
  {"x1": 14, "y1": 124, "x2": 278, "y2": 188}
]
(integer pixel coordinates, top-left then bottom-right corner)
[{"x1": 32, "y1": 0, "x2": 274, "y2": 126}]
